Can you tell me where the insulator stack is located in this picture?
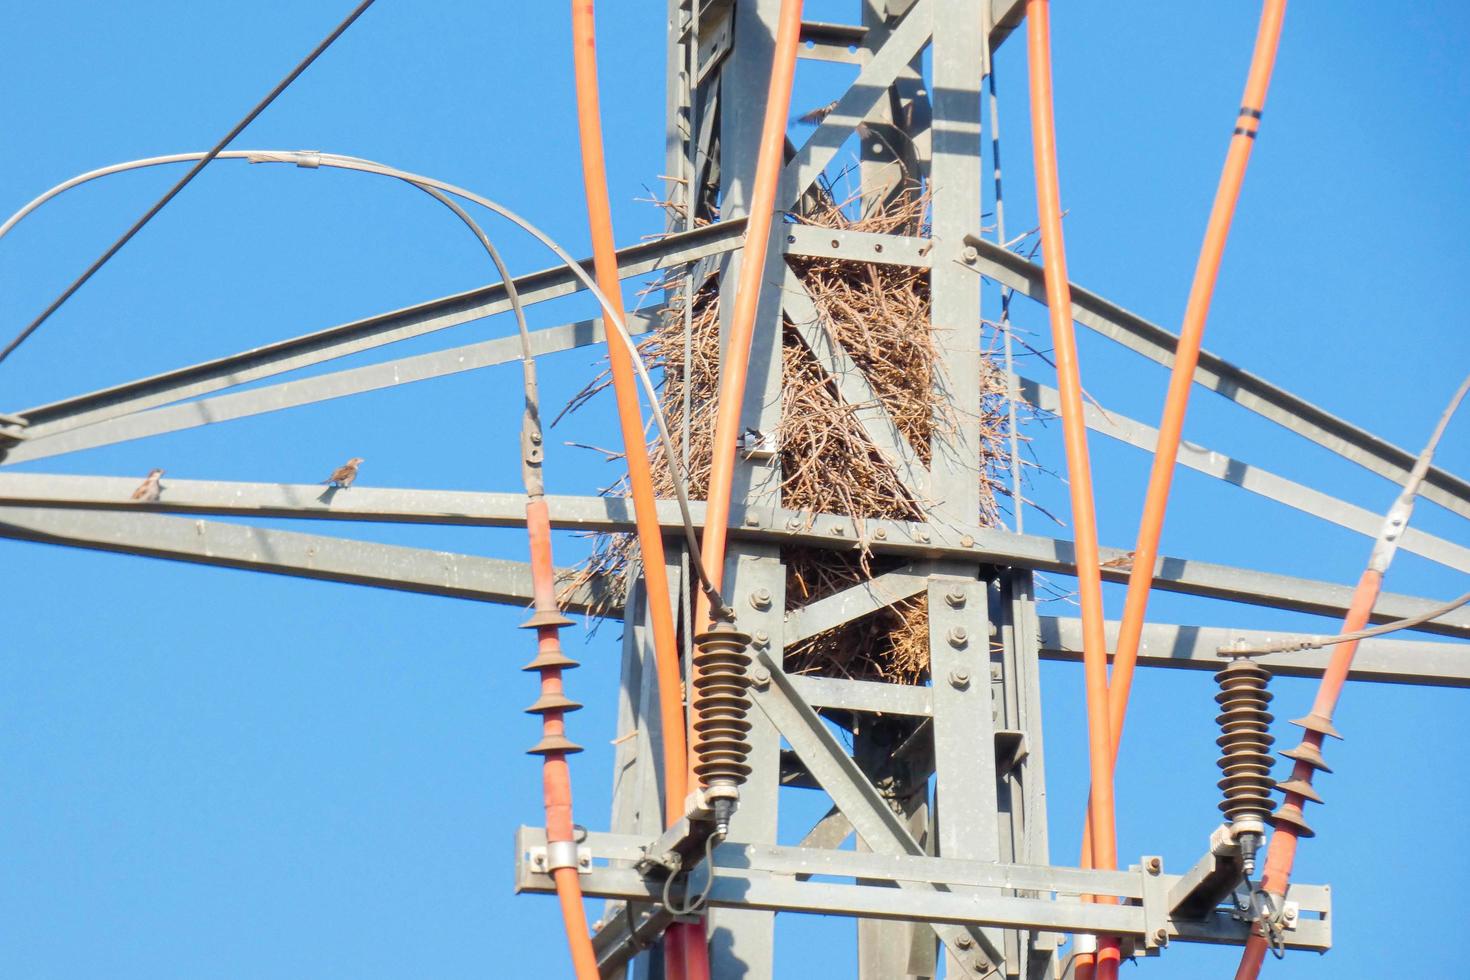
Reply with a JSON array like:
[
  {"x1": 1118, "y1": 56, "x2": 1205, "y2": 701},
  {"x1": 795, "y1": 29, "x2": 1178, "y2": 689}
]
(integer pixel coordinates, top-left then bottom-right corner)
[
  {"x1": 1215, "y1": 654, "x2": 1275, "y2": 835},
  {"x1": 690, "y1": 619, "x2": 754, "y2": 792},
  {"x1": 521, "y1": 609, "x2": 584, "y2": 757}
]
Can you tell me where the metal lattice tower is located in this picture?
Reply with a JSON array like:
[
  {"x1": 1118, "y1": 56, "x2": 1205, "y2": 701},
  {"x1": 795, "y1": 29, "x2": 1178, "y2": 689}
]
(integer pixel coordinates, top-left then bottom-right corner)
[{"x1": 5, "y1": 2, "x2": 1470, "y2": 978}]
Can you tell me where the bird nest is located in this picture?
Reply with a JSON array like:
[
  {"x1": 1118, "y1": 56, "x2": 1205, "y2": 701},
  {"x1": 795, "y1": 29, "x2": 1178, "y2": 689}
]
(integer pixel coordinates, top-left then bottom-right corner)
[{"x1": 561, "y1": 189, "x2": 1016, "y2": 683}]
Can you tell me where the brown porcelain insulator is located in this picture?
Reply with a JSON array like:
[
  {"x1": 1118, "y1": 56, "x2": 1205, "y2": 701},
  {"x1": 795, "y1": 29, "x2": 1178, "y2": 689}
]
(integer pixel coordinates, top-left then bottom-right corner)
[
  {"x1": 1214, "y1": 656, "x2": 1276, "y2": 829},
  {"x1": 691, "y1": 620, "x2": 755, "y2": 790}
]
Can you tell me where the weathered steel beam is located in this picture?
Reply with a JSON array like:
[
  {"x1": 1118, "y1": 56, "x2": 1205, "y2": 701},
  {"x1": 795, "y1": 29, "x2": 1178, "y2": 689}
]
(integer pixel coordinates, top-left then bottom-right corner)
[
  {"x1": 3, "y1": 476, "x2": 1466, "y2": 638},
  {"x1": 4, "y1": 313, "x2": 659, "y2": 466},
  {"x1": 10, "y1": 219, "x2": 745, "y2": 439},
  {"x1": 1038, "y1": 615, "x2": 1470, "y2": 689},
  {"x1": 965, "y1": 234, "x2": 1470, "y2": 519},
  {"x1": 1014, "y1": 374, "x2": 1470, "y2": 574},
  {"x1": 0, "y1": 506, "x2": 608, "y2": 613}
]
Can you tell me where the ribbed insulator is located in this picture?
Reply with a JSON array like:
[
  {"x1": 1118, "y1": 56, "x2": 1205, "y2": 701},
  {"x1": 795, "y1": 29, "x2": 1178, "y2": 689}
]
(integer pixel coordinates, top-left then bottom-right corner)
[
  {"x1": 1214, "y1": 655, "x2": 1276, "y2": 829},
  {"x1": 691, "y1": 620, "x2": 754, "y2": 790}
]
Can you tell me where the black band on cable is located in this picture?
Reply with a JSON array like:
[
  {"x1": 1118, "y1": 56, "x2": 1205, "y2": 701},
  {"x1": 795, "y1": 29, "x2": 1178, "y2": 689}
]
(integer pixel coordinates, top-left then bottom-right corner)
[
  {"x1": 1233, "y1": 126, "x2": 1258, "y2": 139},
  {"x1": 1239, "y1": 106, "x2": 1264, "y2": 119}
]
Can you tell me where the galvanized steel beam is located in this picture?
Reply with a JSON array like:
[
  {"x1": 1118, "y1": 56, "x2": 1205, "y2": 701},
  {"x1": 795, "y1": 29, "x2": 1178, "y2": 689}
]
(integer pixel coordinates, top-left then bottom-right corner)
[
  {"x1": 0, "y1": 505, "x2": 609, "y2": 613},
  {"x1": 964, "y1": 234, "x2": 1470, "y2": 519},
  {"x1": 10, "y1": 220, "x2": 746, "y2": 439},
  {"x1": 5, "y1": 476, "x2": 1466, "y2": 638},
  {"x1": 5, "y1": 313, "x2": 660, "y2": 465}
]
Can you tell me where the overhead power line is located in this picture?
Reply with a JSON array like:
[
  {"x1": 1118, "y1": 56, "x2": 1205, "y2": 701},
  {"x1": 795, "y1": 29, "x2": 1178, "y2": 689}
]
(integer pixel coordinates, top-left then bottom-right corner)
[{"x1": 0, "y1": 0, "x2": 379, "y2": 369}]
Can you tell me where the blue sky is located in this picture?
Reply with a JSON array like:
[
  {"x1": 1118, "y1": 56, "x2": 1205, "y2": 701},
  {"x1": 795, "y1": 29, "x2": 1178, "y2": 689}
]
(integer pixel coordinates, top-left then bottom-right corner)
[{"x1": 1, "y1": 1, "x2": 1466, "y2": 977}]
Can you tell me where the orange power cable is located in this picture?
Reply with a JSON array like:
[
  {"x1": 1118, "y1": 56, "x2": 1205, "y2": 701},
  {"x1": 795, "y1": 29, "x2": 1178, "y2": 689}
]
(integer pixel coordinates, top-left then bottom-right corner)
[
  {"x1": 1023, "y1": 2, "x2": 1120, "y2": 977},
  {"x1": 1236, "y1": 372, "x2": 1468, "y2": 978},
  {"x1": 692, "y1": 0, "x2": 805, "y2": 632},
  {"x1": 524, "y1": 499, "x2": 598, "y2": 980},
  {"x1": 1077, "y1": 0, "x2": 1290, "y2": 903},
  {"x1": 569, "y1": 5, "x2": 700, "y2": 976},
  {"x1": 570, "y1": 0, "x2": 690, "y2": 826}
]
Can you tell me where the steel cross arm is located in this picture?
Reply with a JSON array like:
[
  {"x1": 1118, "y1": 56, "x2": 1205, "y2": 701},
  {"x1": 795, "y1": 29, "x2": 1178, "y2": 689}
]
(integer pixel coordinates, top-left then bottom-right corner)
[
  {"x1": 0, "y1": 506, "x2": 609, "y2": 614},
  {"x1": 513, "y1": 829, "x2": 1332, "y2": 952},
  {"x1": 961, "y1": 234, "x2": 1470, "y2": 519},
  {"x1": 748, "y1": 648, "x2": 1008, "y2": 970},
  {"x1": 4, "y1": 313, "x2": 662, "y2": 466},
  {"x1": 4, "y1": 476, "x2": 1466, "y2": 638},
  {"x1": 1013, "y1": 374, "x2": 1470, "y2": 574},
  {"x1": 1038, "y1": 615, "x2": 1470, "y2": 689},
  {"x1": 8, "y1": 218, "x2": 747, "y2": 440}
]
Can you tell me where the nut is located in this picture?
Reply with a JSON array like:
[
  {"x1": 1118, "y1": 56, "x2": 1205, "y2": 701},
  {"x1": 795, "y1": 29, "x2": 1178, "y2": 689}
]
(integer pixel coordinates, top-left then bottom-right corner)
[
  {"x1": 945, "y1": 587, "x2": 967, "y2": 608},
  {"x1": 749, "y1": 588, "x2": 773, "y2": 611},
  {"x1": 948, "y1": 626, "x2": 969, "y2": 647},
  {"x1": 753, "y1": 630, "x2": 770, "y2": 648},
  {"x1": 1146, "y1": 857, "x2": 1162, "y2": 875},
  {"x1": 955, "y1": 935, "x2": 974, "y2": 950},
  {"x1": 751, "y1": 667, "x2": 772, "y2": 689},
  {"x1": 960, "y1": 534, "x2": 975, "y2": 547},
  {"x1": 873, "y1": 527, "x2": 887, "y2": 540},
  {"x1": 949, "y1": 667, "x2": 971, "y2": 688},
  {"x1": 1154, "y1": 928, "x2": 1169, "y2": 946}
]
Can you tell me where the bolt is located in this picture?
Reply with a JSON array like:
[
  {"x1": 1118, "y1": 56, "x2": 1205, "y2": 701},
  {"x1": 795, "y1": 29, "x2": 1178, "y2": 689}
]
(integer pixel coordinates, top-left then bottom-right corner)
[
  {"x1": 529, "y1": 431, "x2": 543, "y2": 445},
  {"x1": 962, "y1": 245, "x2": 979, "y2": 264},
  {"x1": 949, "y1": 667, "x2": 971, "y2": 688},
  {"x1": 948, "y1": 626, "x2": 969, "y2": 647},
  {"x1": 873, "y1": 527, "x2": 887, "y2": 540},
  {"x1": 788, "y1": 516, "x2": 803, "y2": 530},
  {"x1": 918, "y1": 528, "x2": 932, "y2": 543},
  {"x1": 945, "y1": 587, "x2": 967, "y2": 608},
  {"x1": 751, "y1": 667, "x2": 772, "y2": 689},
  {"x1": 1283, "y1": 906, "x2": 1297, "y2": 921},
  {"x1": 745, "y1": 514, "x2": 760, "y2": 527},
  {"x1": 830, "y1": 523, "x2": 845, "y2": 535},
  {"x1": 960, "y1": 534, "x2": 975, "y2": 547},
  {"x1": 971, "y1": 957, "x2": 991, "y2": 973},
  {"x1": 753, "y1": 630, "x2": 770, "y2": 648},
  {"x1": 955, "y1": 935, "x2": 974, "y2": 950},
  {"x1": 1154, "y1": 928, "x2": 1169, "y2": 946},
  {"x1": 750, "y1": 588, "x2": 772, "y2": 610},
  {"x1": 1146, "y1": 857, "x2": 1162, "y2": 875}
]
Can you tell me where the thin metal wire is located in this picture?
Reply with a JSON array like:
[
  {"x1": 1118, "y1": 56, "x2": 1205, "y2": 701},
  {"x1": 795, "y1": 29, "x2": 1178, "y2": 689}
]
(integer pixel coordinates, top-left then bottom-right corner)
[
  {"x1": 1222, "y1": 589, "x2": 1470, "y2": 657},
  {"x1": 982, "y1": 1, "x2": 1023, "y2": 534},
  {"x1": 0, "y1": 0, "x2": 378, "y2": 368}
]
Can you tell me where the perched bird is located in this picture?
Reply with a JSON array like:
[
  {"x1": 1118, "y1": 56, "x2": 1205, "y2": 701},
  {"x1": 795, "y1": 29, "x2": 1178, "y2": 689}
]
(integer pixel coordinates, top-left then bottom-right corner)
[
  {"x1": 1100, "y1": 550, "x2": 1137, "y2": 570},
  {"x1": 131, "y1": 468, "x2": 164, "y2": 502},
  {"x1": 324, "y1": 457, "x2": 364, "y2": 488}
]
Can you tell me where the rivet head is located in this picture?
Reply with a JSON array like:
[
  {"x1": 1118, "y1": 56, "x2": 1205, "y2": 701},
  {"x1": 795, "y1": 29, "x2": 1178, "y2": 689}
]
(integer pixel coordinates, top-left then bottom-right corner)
[
  {"x1": 750, "y1": 588, "x2": 772, "y2": 610},
  {"x1": 948, "y1": 626, "x2": 969, "y2": 647},
  {"x1": 945, "y1": 588, "x2": 966, "y2": 608},
  {"x1": 949, "y1": 667, "x2": 971, "y2": 688}
]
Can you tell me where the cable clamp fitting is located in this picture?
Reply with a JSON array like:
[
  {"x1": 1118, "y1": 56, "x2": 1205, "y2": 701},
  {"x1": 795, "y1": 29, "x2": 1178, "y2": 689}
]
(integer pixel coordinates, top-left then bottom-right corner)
[
  {"x1": 294, "y1": 150, "x2": 323, "y2": 169},
  {"x1": 529, "y1": 840, "x2": 592, "y2": 875}
]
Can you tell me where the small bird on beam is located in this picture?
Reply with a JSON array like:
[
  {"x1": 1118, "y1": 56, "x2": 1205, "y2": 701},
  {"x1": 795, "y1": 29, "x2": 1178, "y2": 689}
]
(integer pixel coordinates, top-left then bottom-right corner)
[
  {"x1": 324, "y1": 457, "x2": 364, "y2": 488},
  {"x1": 131, "y1": 468, "x2": 164, "y2": 502},
  {"x1": 1100, "y1": 550, "x2": 1136, "y2": 570}
]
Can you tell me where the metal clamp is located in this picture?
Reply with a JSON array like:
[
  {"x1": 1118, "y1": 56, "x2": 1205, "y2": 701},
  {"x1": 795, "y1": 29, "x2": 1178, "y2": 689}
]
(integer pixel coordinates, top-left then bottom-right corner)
[{"x1": 529, "y1": 841, "x2": 592, "y2": 875}]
